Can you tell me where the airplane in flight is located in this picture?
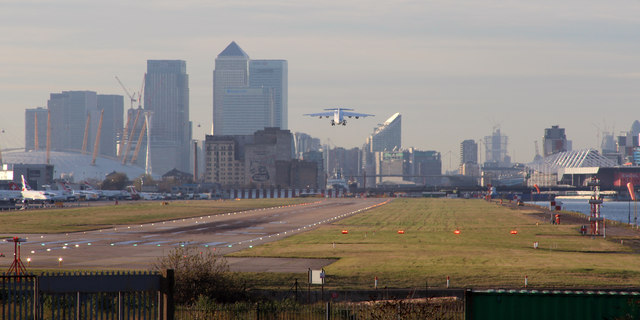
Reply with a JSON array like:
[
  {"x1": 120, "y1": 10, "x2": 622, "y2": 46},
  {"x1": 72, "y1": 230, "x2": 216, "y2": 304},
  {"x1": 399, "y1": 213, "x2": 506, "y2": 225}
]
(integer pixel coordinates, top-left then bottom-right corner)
[{"x1": 304, "y1": 108, "x2": 374, "y2": 126}]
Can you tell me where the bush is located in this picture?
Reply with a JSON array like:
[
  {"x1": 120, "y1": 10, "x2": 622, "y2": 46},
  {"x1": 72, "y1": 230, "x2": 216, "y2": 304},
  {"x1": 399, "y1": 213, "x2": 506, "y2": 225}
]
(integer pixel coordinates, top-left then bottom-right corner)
[{"x1": 153, "y1": 246, "x2": 246, "y2": 304}]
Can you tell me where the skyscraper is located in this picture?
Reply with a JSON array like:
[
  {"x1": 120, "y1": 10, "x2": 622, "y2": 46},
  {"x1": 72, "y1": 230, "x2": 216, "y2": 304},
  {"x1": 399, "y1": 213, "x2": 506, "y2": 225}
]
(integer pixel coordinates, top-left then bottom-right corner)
[
  {"x1": 484, "y1": 127, "x2": 509, "y2": 166},
  {"x1": 144, "y1": 60, "x2": 191, "y2": 175},
  {"x1": 213, "y1": 42, "x2": 249, "y2": 135},
  {"x1": 369, "y1": 113, "x2": 401, "y2": 152},
  {"x1": 25, "y1": 107, "x2": 48, "y2": 151},
  {"x1": 460, "y1": 139, "x2": 478, "y2": 165},
  {"x1": 543, "y1": 125, "x2": 568, "y2": 157},
  {"x1": 362, "y1": 113, "x2": 401, "y2": 187},
  {"x1": 47, "y1": 91, "x2": 99, "y2": 153},
  {"x1": 221, "y1": 88, "x2": 274, "y2": 135},
  {"x1": 213, "y1": 42, "x2": 288, "y2": 135},
  {"x1": 249, "y1": 60, "x2": 288, "y2": 130}
]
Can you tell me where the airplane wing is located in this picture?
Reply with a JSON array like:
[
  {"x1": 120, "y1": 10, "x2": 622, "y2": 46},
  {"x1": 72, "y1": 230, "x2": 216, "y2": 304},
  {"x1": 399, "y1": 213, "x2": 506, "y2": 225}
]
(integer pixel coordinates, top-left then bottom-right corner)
[
  {"x1": 304, "y1": 112, "x2": 334, "y2": 117},
  {"x1": 341, "y1": 111, "x2": 374, "y2": 118}
]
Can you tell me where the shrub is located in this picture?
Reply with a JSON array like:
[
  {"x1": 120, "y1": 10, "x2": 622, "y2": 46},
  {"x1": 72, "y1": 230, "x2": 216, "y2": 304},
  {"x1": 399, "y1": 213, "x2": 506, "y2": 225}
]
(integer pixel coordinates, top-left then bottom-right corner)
[{"x1": 153, "y1": 246, "x2": 246, "y2": 304}]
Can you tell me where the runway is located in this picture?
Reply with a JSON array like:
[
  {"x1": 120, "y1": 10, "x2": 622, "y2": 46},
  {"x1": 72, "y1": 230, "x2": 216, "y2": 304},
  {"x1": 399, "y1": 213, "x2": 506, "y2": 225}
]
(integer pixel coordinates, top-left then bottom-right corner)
[{"x1": 0, "y1": 198, "x2": 389, "y2": 273}]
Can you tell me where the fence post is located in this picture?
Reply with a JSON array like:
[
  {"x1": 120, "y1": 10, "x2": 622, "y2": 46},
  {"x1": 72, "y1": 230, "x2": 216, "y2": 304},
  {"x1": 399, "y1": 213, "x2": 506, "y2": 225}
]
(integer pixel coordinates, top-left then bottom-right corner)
[
  {"x1": 77, "y1": 291, "x2": 81, "y2": 320},
  {"x1": 34, "y1": 276, "x2": 40, "y2": 320},
  {"x1": 325, "y1": 301, "x2": 331, "y2": 320},
  {"x1": 162, "y1": 269, "x2": 175, "y2": 320},
  {"x1": 118, "y1": 291, "x2": 123, "y2": 320}
]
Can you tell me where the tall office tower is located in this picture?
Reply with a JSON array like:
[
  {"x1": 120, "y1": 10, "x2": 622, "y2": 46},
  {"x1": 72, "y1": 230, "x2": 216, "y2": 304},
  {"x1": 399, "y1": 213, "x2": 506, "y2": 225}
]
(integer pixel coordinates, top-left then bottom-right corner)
[
  {"x1": 144, "y1": 60, "x2": 191, "y2": 175},
  {"x1": 97, "y1": 95, "x2": 124, "y2": 158},
  {"x1": 361, "y1": 113, "x2": 401, "y2": 188},
  {"x1": 213, "y1": 42, "x2": 249, "y2": 135},
  {"x1": 460, "y1": 139, "x2": 478, "y2": 165},
  {"x1": 543, "y1": 125, "x2": 568, "y2": 157},
  {"x1": 484, "y1": 127, "x2": 509, "y2": 166},
  {"x1": 294, "y1": 132, "x2": 321, "y2": 159},
  {"x1": 47, "y1": 91, "x2": 99, "y2": 153},
  {"x1": 249, "y1": 60, "x2": 288, "y2": 129},
  {"x1": 369, "y1": 113, "x2": 401, "y2": 152},
  {"x1": 24, "y1": 107, "x2": 49, "y2": 151},
  {"x1": 220, "y1": 87, "x2": 275, "y2": 135}
]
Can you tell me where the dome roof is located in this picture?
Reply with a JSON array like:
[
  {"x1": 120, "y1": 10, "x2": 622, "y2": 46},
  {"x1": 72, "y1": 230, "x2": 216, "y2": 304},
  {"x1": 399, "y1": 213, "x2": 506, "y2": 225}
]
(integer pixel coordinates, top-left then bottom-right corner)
[{"x1": 1, "y1": 150, "x2": 148, "y2": 181}]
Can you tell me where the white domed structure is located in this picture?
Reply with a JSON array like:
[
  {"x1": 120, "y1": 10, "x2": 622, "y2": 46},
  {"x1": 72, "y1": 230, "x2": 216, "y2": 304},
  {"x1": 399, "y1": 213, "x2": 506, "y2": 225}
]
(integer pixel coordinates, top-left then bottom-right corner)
[{"x1": 1, "y1": 150, "x2": 148, "y2": 181}]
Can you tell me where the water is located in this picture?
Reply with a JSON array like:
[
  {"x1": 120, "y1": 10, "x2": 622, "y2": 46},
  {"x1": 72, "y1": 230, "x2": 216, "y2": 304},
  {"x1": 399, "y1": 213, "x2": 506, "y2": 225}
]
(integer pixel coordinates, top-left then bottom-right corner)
[{"x1": 530, "y1": 200, "x2": 640, "y2": 225}]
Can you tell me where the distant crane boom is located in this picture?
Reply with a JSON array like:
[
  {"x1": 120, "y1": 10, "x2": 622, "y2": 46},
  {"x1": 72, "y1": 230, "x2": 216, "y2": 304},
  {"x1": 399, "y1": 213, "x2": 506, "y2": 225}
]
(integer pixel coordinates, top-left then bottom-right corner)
[
  {"x1": 115, "y1": 76, "x2": 137, "y2": 109},
  {"x1": 138, "y1": 74, "x2": 145, "y2": 108}
]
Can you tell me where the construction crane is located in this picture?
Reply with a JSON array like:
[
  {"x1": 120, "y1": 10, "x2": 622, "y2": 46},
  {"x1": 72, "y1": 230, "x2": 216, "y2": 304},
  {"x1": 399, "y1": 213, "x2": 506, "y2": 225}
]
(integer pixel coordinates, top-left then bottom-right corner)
[
  {"x1": 116, "y1": 75, "x2": 146, "y2": 163},
  {"x1": 115, "y1": 76, "x2": 137, "y2": 110}
]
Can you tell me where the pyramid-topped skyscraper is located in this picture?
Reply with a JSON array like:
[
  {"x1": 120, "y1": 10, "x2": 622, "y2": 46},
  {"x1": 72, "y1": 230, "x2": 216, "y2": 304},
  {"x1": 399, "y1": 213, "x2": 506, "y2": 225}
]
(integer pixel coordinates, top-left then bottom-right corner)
[{"x1": 212, "y1": 42, "x2": 287, "y2": 135}]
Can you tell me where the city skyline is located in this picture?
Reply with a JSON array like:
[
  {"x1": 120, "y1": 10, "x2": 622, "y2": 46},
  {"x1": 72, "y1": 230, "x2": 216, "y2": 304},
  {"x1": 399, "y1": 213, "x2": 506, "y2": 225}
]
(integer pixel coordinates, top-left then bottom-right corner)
[{"x1": 2, "y1": 0, "x2": 640, "y2": 173}]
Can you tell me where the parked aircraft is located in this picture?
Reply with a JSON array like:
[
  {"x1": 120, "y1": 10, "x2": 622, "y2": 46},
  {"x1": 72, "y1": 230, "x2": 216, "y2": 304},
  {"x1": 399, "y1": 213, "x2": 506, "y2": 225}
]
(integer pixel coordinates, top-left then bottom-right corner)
[
  {"x1": 304, "y1": 108, "x2": 374, "y2": 126},
  {"x1": 20, "y1": 176, "x2": 53, "y2": 203},
  {"x1": 58, "y1": 182, "x2": 100, "y2": 201},
  {"x1": 40, "y1": 184, "x2": 76, "y2": 202}
]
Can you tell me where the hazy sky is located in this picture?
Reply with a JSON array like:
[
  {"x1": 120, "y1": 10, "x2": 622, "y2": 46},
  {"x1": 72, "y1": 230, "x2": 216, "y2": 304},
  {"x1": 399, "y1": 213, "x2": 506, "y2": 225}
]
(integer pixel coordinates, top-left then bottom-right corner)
[{"x1": 2, "y1": 0, "x2": 640, "y2": 172}]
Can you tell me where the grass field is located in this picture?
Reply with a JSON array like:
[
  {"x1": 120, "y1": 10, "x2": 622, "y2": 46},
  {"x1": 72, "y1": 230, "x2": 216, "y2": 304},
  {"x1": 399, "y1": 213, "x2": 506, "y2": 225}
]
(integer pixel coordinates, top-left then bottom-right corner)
[
  {"x1": 0, "y1": 198, "x2": 310, "y2": 234},
  {"x1": 231, "y1": 198, "x2": 640, "y2": 289}
]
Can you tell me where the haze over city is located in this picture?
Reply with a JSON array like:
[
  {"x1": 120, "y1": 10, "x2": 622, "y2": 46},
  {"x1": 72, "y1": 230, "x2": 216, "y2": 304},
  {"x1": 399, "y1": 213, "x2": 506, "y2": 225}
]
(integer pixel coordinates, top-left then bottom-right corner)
[{"x1": 2, "y1": 0, "x2": 640, "y2": 171}]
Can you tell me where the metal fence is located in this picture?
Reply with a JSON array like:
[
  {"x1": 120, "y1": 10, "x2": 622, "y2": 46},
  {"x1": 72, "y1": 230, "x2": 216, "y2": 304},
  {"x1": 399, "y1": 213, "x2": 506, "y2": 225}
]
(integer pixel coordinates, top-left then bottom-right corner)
[
  {"x1": 175, "y1": 298, "x2": 465, "y2": 320},
  {"x1": 0, "y1": 271, "x2": 174, "y2": 320}
]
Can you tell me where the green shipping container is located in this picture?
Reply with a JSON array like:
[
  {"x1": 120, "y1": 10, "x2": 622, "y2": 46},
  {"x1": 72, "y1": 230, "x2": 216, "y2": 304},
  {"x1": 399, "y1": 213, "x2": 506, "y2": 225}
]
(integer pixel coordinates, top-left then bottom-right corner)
[{"x1": 466, "y1": 289, "x2": 640, "y2": 320}]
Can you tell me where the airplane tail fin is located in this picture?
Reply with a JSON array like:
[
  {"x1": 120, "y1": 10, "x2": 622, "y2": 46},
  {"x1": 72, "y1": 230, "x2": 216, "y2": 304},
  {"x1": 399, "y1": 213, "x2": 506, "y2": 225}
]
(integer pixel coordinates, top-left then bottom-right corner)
[
  {"x1": 83, "y1": 182, "x2": 96, "y2": 191},
  {"x1": 128, "y1": 185, "x2": 138, "y2": 195},
  {"x1": 21, "y1": 175, "x2": 31, "y2": 191},
  {"x1": 60, "y1": 182, "x2": 72, "y2": 193}
]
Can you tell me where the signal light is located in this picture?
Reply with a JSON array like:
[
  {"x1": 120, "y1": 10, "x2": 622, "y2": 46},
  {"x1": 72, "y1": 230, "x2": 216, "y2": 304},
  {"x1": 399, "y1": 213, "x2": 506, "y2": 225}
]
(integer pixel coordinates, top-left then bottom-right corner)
[
  {"x1": 453, "y1": 229, "x2": 461, "y2": 235},
  {"x1": 510, "y1": 230, "x2": 518, "y2": 235},
  {"x1": 341, "y1": 230, "x2": 349, "y2": 234}
]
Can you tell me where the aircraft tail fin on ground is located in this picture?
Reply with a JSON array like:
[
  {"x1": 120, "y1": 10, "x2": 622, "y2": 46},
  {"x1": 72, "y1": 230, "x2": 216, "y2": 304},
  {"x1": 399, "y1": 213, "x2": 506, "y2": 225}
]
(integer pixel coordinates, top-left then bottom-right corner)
[{"x1": 21, "y1": 175, "x2": 31, "y2": 191}]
